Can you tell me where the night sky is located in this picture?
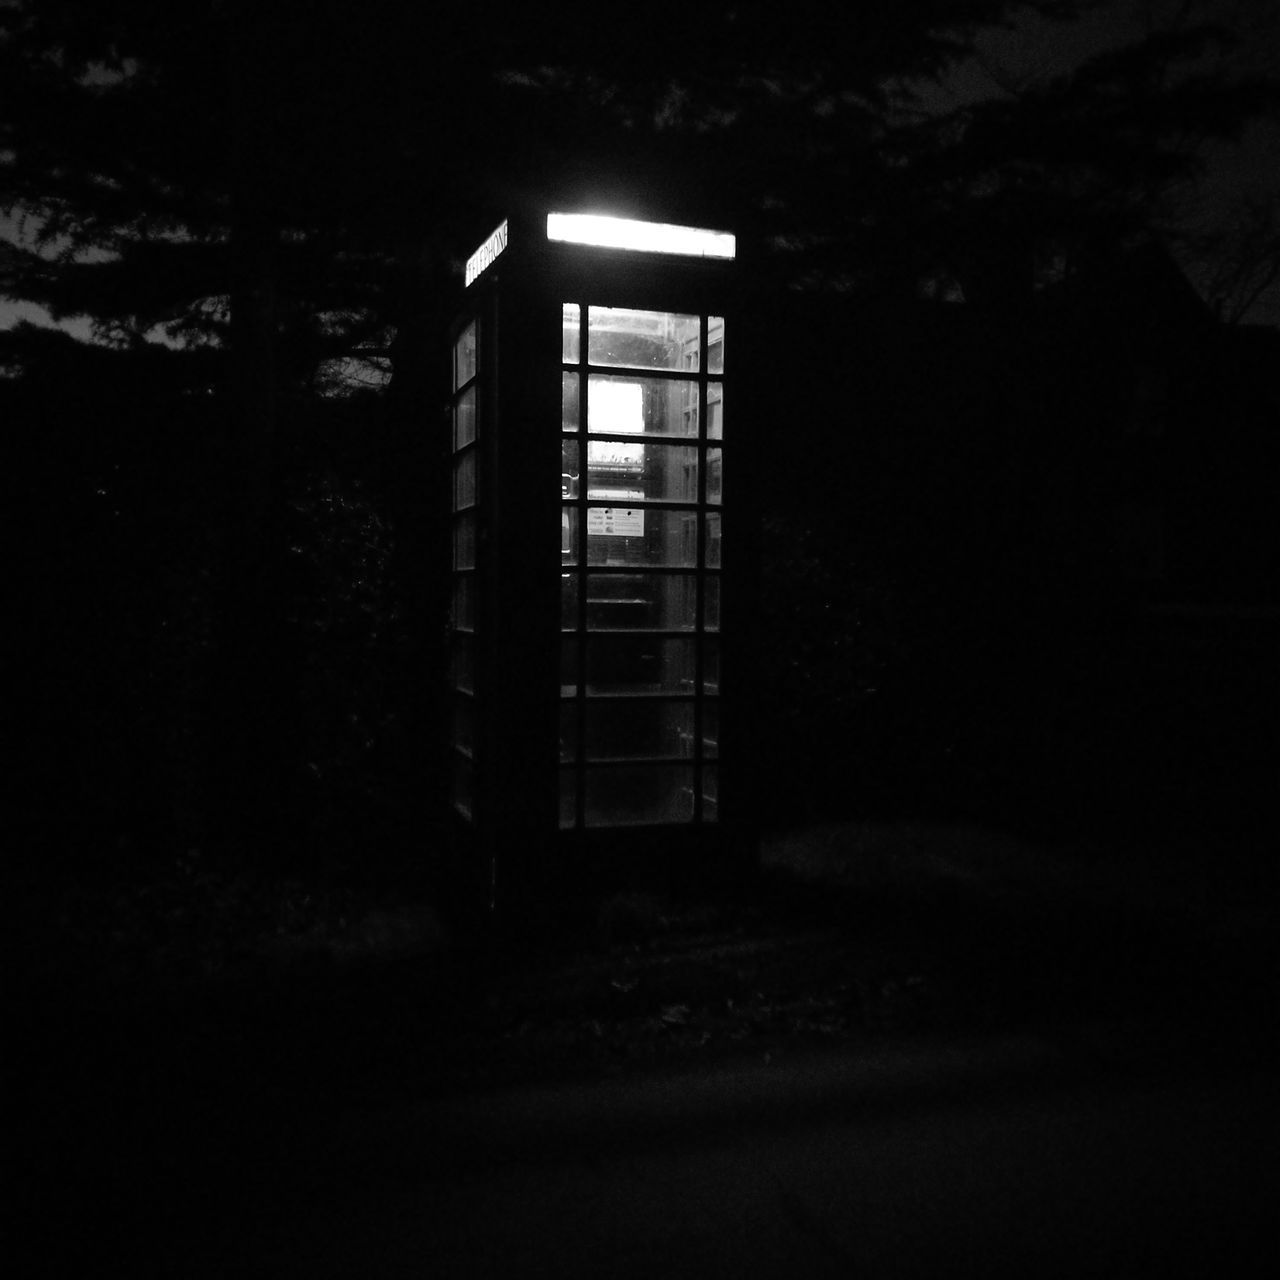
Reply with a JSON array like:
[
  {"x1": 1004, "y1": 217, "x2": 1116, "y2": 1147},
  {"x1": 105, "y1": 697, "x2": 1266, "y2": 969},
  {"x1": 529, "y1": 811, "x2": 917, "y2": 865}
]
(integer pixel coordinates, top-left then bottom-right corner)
[
  {"x1": 937, "y1": 0, "x2": 1280, "y2": 324},
  {"x1": 3, "y1": 0, "x2": 1278, "y2": 332}
]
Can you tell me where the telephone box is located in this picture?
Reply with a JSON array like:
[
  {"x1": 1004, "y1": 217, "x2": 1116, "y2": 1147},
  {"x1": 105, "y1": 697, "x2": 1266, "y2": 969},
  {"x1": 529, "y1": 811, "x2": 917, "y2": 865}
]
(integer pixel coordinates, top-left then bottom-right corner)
[{"x1": 448, "y1": 206, "x2": 756, "y2": 912}]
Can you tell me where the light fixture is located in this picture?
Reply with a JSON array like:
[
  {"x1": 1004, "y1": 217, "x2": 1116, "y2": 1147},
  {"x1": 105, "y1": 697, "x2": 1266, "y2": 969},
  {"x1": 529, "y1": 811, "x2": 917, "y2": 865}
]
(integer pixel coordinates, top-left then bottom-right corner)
[{"x1": 546, "y1": 213, "x2": 735, "y2": 260}]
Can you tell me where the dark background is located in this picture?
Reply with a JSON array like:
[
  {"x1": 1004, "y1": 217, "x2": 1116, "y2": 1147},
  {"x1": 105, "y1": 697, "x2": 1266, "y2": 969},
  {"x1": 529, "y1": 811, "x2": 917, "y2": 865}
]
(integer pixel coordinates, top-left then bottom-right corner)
[{"x1": 4, "y1": 0, "x2": 1279, "y2": 911}]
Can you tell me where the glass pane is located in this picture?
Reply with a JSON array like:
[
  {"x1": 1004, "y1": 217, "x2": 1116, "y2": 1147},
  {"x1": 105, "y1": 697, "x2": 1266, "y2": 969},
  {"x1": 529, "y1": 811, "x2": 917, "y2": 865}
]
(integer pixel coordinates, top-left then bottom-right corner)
[
  {"x1": 702, "y1": 765, "x2": 719, "y2": 822},
  {"x1": 707, "y1": 447, "x2": 722, "y2": 504},
  {"x1": 559, "y1": 768, "x2": 577, "y2": 830},
  {"x1": 584, "y1": 765, "x2": 695, "y2": 827},
  {"x1": 708, "y1": 317, "x2": 725, "y2": 374},
  {"x1": 702, "y1": 702, "x2": 719, "y2": 758},
  {"x1": 562, "y1": 503, "x2": 577, "y2": 564},
  {"x1": 587, "y1": 441, "x2": 698, "y2": 504},
  {"x1": 586, "y1": 636, "x2": 696, "y2": 695},
  {"x1": 453, "y1": 322, "x2": 476, "y2": 391},
  {"x1": 705, "y1": 513, "x2": 721, "y2": 568},
  {"x1": 562, "y1": 372, "x2": 579, "y2": 431},
  {"x1": 559, "y1": 702, "x2": 578, "y2": 763},
  {"x1": 562, "y1": 304, "x2": 580, "y2": 363},
  {"x1": 452, "y1": 751, "x2": 474, "y2": 820},
  {"x1": 704, "y1": 576, "x2": 721, "y2": 632},
  {"x1": 588, "y1": 375, "x2": 699, "y2": 439},
  {"x1": 451, "y1": 636, "x2": 475, "y2": 694},
  {"x1": 586, "y1": 506, "x2": 698, "y2": 568},
  {"x1": 707, "y1": 382, "x2": 723, "y2": 440},
  {"x1": 560, "y1": 636, "x2": 579, "y2": 694},
  {"x1": 702, "y1": 637, "x2": 720, "y2": 693},
  {"x1": 560, "y1": 574, "x2": 579, "y2": 630},
  {"x1": 451, "y1": 575, "x2": 475, "y2": 631},
  {"x1": 588, "y1": 308, "x2": 700, "y2": 372},
  {"x1": 453, "y1": 449, "x2": 477, "y2": 510},
  {"x1": 562, "y1": 438, "x2": 579, "y2": 497},
  {"x1": 585, "y1": 700, "x2": 695, "y2": 761},
  {"x1": 454, "y1": 386, "x2": 476, "y2": 449},
  {"x1": 453, "y1": 513, "x2": 476, "y2": 569},
  {"x1": 586, "y1": 573, "x2": 698, "y2": 631},
  {"x1": 453, "y1": 697, "x2": 475, "y2": 757}
]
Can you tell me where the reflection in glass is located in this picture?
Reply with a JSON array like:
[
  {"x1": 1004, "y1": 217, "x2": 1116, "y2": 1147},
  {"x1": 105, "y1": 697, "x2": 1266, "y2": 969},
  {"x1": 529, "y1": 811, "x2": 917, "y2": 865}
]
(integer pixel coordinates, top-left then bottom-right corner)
[
  {"x1": 702, "y1": 765, "x2": 719, "y2": 822},
  {"x1": 562, "y1": 304, "x2": 580, "y2": 363},
  {"x1": 588, "y1": 308, "x2": 700, "y2": 371},
  {"x1": 561, "y1": 438, "x2": 579, "y2": 495},
  {"x1": 703, "y1": 637, "x2": 720, "y2": 693},
  {"x1": 705, "y1": 513, "x2": 721, "y2": 568},
  {"x1": 708, "y1": 317, "x2": 725, "y2": 373},
  {"x1": 454, "y1": 386, "x2": 476, "y2": 449},
  {"x1": 561, "y1": 503, "x2": 577, "y2": 564},
  {"x1": 707, "y1": 382, "x2": 723, "y2": 440},
  {"x1": 562, "y1": 373, "x2": 579, "y2": 430},
  {"x1": 584, "y1": 766, "x2": 695, "y2": 827},
  {"x1": 453, "y1": 513, "x2": 476, "y2": 569},
  {"x1": 704, "y1": 575, "x2": 721, "y2": 631},
  {"x1": 588, "y1": 375, "x2": 698, "y2": 438},
  {"x1": 584, "y1": 636, "x2": 696, "y2": 695},
  {"x1": 585, "y1": 700, "x2": 695, "y2": 761},
  {"x1": 451, "y1": 576, "x2": 475, "y2": 631},
  {"x1": 707, "y1": 447, "x2": 723, "y2": 504},
  {"x1": 453, "y1": 322, "x2": 476, "y2": 390},
  {"x1": 701, "y1": 703, "x2": 719, "y2": 758},
  {"x1": 453, "y1": 450, "x2": 477, "y2": 510},
  {"x1": 585, "y1": 573, "x2": 698, "y2": 631},
  {"x1": 560, "y1": 574, "x2": 578, "y2": 630}
]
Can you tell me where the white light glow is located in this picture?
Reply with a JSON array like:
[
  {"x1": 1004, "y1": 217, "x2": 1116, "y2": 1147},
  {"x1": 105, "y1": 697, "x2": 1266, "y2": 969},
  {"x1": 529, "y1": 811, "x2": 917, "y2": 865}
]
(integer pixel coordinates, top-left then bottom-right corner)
[
  {"x1": 547, "y1": 213, "x2": 735, "y2": 260},
  {"x1": 591, "y1": 379, "x2": 644, "y2": 434},
  {"x1": 589, "y1": 379, "x2": 644, "y2": 467}
]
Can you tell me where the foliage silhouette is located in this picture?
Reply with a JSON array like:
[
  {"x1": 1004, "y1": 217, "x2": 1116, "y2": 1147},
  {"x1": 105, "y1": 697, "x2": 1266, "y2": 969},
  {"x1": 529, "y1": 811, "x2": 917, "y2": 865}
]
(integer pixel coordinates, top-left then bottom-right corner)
[{"x1": 4, "y1": 0, "x2": 1275, "y2": 875}]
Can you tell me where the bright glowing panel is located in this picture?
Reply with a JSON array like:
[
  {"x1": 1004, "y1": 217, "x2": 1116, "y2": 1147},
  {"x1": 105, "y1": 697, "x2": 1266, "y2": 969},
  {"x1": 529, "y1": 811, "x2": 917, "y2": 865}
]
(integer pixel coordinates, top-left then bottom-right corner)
[
  {"x1": 588, "y1": 378, "x2": 644, "y2": 468},
  {"x1": 547, "y1": 213, "x2": 735, "y2": 260},
  {"x1": 591, "y1": 379, "x2": 643, "y2": 434}
]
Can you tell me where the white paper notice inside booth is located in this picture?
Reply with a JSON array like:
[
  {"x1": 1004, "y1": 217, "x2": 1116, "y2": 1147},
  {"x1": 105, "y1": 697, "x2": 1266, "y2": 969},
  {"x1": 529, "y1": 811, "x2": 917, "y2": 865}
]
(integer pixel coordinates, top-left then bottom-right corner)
[{"x1": 587, "y1": 508, "x2": 644, "y2": 537}]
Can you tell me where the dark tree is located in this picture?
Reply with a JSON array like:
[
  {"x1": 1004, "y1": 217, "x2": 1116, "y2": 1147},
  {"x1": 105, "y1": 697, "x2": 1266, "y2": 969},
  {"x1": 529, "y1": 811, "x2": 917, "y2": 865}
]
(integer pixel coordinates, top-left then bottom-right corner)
[{"x1": 6, "y1": 0, "x2": 1272, "y2": 861}]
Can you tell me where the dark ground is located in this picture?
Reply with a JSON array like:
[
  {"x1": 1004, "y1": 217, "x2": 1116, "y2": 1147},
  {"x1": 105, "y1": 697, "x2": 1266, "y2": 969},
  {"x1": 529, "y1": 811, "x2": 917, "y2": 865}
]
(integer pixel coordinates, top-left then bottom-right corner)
[{"x1": 9, "y1": 819, "x2": 1277, "y2": 1273}]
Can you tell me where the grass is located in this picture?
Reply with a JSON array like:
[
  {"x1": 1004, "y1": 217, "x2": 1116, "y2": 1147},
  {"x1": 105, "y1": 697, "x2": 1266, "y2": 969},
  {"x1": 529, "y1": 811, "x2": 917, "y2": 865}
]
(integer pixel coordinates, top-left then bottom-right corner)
[
  {"x1": 11, "y1": 815, "x2": 1274, "y2": 1280},
  {"x1": 10, "y1": 816, "x2": 1274, "y2": 1279},
  {"x1": 14, "y1": 817, "x2": 1274, "y2": 1110}
]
